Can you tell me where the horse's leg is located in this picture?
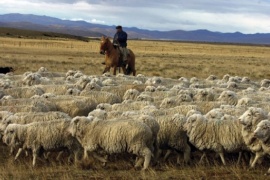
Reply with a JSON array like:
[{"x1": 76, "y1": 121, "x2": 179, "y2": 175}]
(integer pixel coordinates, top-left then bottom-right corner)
[
  {"x1": 121, "y1": 66, "x2": 127, "y2": 75},
  {"x1": 103, "y1": 66, "x2": 110, "y2": 74},
  {"x1": 113, "y1": 66, "x2": 117, "y2": 75}
]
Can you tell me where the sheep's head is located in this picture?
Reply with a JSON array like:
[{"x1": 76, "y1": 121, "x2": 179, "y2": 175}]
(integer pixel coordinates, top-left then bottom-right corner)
[
  {"x1": 2, "y1": 124, "x2": 20, "y2": 147},
  {"x1": 136, "y1": 94, "x2": 153, "y2": 102},
  {"x1": 177, "y1": 93, "x2": 192, "y2": 102},
  {"x1": 68, "y1": 116, "x2": 92, "y2": 141},
  {"x1": 239, "y1": 107, "x2": 268, "y2": 128},
  {"x1": 205, "y1": 109, "x2": 224, "y2": 120},
  {"x1": 88, "y1": 109, "x2": 107, "y2": 120},
  {"x1": 123, "y1": 89, "x2": 140, "y2": 100},
  {"x1": 160, "y1": 97, "x2": 175, "y2": 108},
  {"x1": 254, "y1": 120, "x2": 270, "y2": 142},
  {"x1": 218, "y1": 90, "x2": 238, "y2": 105},
  {"x1": 184, "y1": 114, "x2": 206, "y2": 133}
]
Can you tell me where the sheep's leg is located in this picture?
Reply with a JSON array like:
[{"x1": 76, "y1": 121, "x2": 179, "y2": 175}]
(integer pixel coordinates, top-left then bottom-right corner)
[
  {"x1": 183, "y1": 145, "x2": 191, "y2": 164},
  {"x1": 250, "y1": 152, "x2": 263, "y2": 168},
  {"x1": 154, "y1": 148, "x2": 163, "y2": 163},
  {"x1": 32, "y1": 148, "x2": 40, "y2": 167},
  {"x1": 164, "y1": 149, "x2": 172, "y2": 161},
  {"x1": 199, "y1": 152, "x2": 206, "y2": 164},
  {"x1": 142, "y1": 148, "x2": 152, "y2": 170},
  {"x1": 92, "y1": 152, "x2": 108, "y2": 164},
  {"x1": 266, "y1": 167, "x2": 270, "y2": 176},
  {"x1": 219, "y1": 153, "x2": 226, "y2": 165},
  {"x1": 14, "y1": 148, "x2": 23, "y2": 160},
  {"x1": 91, "y1": 152, "x2": 107, "y2": 166},
  {"x1": 83, "y1": 148, "x2": 89, "y2": 160},
  {"x1": 236, "y1": 152, "x2": 243, "y2": 165},
  {"x1": 135, "y1": 157, "x2": 144, "y2": 169},
  {"x1": 56, "y1": 151, "x2": 64, "y2": 161}
]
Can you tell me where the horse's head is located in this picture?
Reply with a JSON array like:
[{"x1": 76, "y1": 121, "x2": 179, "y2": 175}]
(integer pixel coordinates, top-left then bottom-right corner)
[{"x1": 100, "y1": 36, "x2": 110, "y2": 55}]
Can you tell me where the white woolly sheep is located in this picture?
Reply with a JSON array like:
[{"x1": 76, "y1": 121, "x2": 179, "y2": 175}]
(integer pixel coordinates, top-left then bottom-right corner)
[
  {"x1": 68, "y1": 116, "x2": 154, "y2": 170},
  {"x1": 80, "y1": 91, "x2": 121, "y2": 104},
  {"x1": 84, "y1": 82, "x2": 102, "y2": 91},
  {"x1": 3, "y1": 120, "x2": 83, "y2": 166},
  {"x1": 155, "y1": 113, "x2": 191, "y2": 164},
  {"x1": 239, "y1": 107, "x2": 269, "y2": 168},
  {"x1": 4, "y1": 86, "x2": 44, "y2": 98},
  {"x1": 184, "y1": 114, "x2": 246, "y2": 165},
  {"x1": 254, "y1": 119, "x2": 270, "y2": 175},
  {"x1": 66, "y1": 88, "x2": 81, "y2": 96},
  {"x1": 193, "y1": 89, "x2": 215, "y2": 101},
  {"x1": 123, "y1": 89, "x2": 140, "y2": 101},
  {"x1": 261, "y1": 79, "x2": 270, "y2": 88},
  {"x1": 96, "y1": 103, "x2": 112, "y2": 111},
  {"x1": 217, "y1": 90, "x2": 238, "y2": 106},
  {"x1": 88, "y1": 109, "x2": 108, "y2": 120}
]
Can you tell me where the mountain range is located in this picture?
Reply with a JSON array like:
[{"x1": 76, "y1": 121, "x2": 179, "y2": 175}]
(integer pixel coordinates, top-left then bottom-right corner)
[{"x1": 0, "y1": 13, "x2": 270, "y2": 44}]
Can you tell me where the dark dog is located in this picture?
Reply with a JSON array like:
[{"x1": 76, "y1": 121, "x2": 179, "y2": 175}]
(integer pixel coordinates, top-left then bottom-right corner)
[{"x1": 0, "y1": 67, "x2": 14, "y2": 74}]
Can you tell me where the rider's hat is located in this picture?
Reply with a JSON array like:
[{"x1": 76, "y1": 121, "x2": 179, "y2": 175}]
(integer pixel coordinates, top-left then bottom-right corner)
[{"x1": 116, "y1": 25, "x2": 122, "y2": 29}]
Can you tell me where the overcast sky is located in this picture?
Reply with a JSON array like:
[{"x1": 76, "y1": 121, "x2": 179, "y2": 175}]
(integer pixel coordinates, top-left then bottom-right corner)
[{"x1": 0, "y1": 0, "x2": 270, "y2": 34}]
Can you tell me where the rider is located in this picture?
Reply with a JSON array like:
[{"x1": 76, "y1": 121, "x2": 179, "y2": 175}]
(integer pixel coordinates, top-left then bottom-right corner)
[{"x1": 113, "y1": 25, "x2": 128, "y2": 65}]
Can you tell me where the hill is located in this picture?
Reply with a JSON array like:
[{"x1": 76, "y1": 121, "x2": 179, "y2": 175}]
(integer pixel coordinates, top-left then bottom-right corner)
[
  {"x1": 0, "y1": 13, "x2": 270, "y2": 44},
  {"x1": 0, "y1": 27, "x2": 93, "y2": 41}
]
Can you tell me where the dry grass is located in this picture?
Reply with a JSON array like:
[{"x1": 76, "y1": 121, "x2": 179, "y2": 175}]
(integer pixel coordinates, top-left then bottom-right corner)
[
  {"x1": 1, "y1": 37, "x2": 270, "y2": 179},
  {"x1": 0, "y1": 37, "x2": 270, "y2": 79}
]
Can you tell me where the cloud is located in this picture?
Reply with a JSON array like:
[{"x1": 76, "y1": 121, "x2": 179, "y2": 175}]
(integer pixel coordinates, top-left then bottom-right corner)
[{"x1": 0, "y1": 0, "x2": 270, "y2": 33}]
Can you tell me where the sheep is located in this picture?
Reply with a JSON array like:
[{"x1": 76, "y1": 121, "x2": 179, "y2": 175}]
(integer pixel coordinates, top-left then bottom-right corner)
[
  {"x1": 217, "y1": 90, "x2": 238, "y2": 106},
  {"x1": 145, "y1": 86, "x2": 156, "y2": 92},
  {"x1": 155, "y1": 113, "x2": 191, "y2": 164},
  {"x1": 236, "y1": 97, "x2": 254, "y2": 107},
  {"x1": 44, "y1": 96, "x2": 97, "y2": 117},
  {"x1": 186, "y1": 109, "x2": 202, "y2": 117},
  {"x1": 22, "y1": 73, "x2": 41, "y2": 86},
  {"x1": 112, "y1": 101, "x2": 152, "y2": 112},
  {"x1": 136, "y1": 94, "x2": 154, "y2": 102},
  {"x1": 254, "y1": 119, "x2": 270, "y2": 175},
  {"x1": 193, "y1": 89, "x2": 215, "y2": 101},
  {"x1": 0, "y1": 111, "x2": 71, "y2": 156},
  {"x1": 0, "y1": 111, "x2": 71, "y2": 135},
  {"x1": 36, "y1": 84, "x2": 74, "y2": 95},
  {"x1": 65, "y1": 88, "x2": 81, "y2": 96},
  {"x1": 123, "y1": 89, "x2": 140, "y2": 101},
  {"x1": 206, "y1": 75, "x2": 218, "y2": 81},
  {"x1": 238, "y1": 107, "x2": 269, "y2": 168},
  {"x1": 204, "y1": 108, "x2": 224, "y2": 121},
  {"x1": 261, "y1": 79, "x2": 270, "y2": 88},
  {"x1": 159, "y1": 95, "x2": 192, "y2": 108},
  {"x1": 68, "y1": 116, "x2": 154, "y2": 170},
  {"x1": 80, "y1": 91, "x2": 121, "y2": 104},
  {"x1": 96, "y1": 103, "x2": 112, "y2": 111},
  {"x1": 88, "y1": 109, "x2": 107, "y2": 120},
  {"x1": 84, "y1": 82, "x2": 102, "y2": 91},
  {"x1": 2, "y1": 120, "x2": 83, "y2": 166},
  {"x1": 74, "y1": 75, "x2": 91, "y2": 90},
  {"x1": 0, "y1": 98, "x2": 57, "y2": 112},
  {"x1": 184, "y1": 114, "x2": 246, "y2": 165},
  {"x1": 3, "y1": 86, "x2": 45, "y2": 98}
]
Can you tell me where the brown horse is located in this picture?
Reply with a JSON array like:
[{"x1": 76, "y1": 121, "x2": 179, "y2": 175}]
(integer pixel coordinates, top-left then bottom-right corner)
[{"x1": 99, "y1": 36, "x2": 136, "y2": 76}]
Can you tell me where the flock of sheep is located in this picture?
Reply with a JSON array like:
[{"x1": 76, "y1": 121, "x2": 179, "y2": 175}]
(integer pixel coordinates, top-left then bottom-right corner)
[{"x1": 1, "y1": 67, "x2": 270, "y2": 174}]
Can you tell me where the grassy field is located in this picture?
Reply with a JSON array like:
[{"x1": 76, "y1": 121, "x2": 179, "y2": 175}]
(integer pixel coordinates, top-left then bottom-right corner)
[
  {"x1": 1, "y1": 37, "x2": 270, "y2": 80},
  {"x1": 1, "y1": 36, "x2": 270, "y2": 179}
]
